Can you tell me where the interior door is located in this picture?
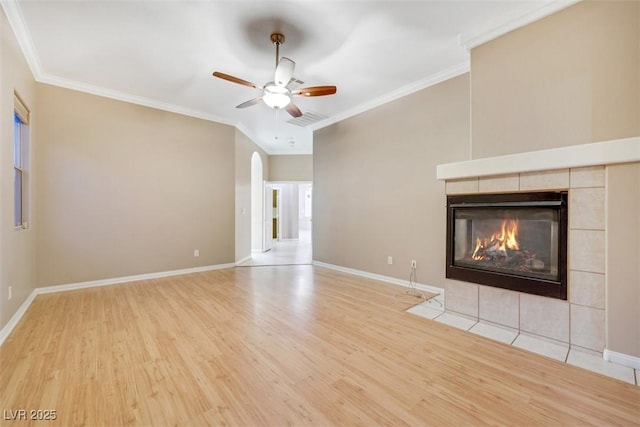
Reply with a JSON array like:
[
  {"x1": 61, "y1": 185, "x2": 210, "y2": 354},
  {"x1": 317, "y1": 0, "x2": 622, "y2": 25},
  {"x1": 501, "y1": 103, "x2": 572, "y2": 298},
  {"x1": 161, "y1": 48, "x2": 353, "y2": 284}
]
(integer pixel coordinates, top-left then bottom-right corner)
[{"x1": 272, "y1": 188, "x2": 280, "y2": 241}]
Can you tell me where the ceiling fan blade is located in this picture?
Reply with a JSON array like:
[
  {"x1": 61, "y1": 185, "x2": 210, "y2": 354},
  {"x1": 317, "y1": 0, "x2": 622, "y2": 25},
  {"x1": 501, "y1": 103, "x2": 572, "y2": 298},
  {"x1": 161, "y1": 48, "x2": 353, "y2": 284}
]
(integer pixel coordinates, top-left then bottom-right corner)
[
  {"x1": 286, "y1": 78, "x2": 304, "y2": 90},
  {"x1": 292, "y1": 86, "x2": 337, "y2": 97},
  {"x1": 274, "y1": 57, "x2": 295, "y2": 87},
  {"x1": 212, "y1": 71, "x2": 258, "y2": 89},
  {"x1": 285, "y1": 103, "x2": 303, "y2": 118},
  {"x1": 236, "y1": 97, "x2": 263, "y2": 109}
]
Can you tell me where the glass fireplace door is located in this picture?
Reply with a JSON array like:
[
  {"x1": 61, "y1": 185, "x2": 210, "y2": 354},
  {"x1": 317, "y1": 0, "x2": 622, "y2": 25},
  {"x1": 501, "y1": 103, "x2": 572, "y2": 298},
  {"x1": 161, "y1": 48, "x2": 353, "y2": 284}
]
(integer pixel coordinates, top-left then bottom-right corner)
[
  {"x1": 446, "y1": 192, "x2": 568, "y2": 300},
  {"x1": 453, "y1": 207, "x2": 559, "y2": 282}
]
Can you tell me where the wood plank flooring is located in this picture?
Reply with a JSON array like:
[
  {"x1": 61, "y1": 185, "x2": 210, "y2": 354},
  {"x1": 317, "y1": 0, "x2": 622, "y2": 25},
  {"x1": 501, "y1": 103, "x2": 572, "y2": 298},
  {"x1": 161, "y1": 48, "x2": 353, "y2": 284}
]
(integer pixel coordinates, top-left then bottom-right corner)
[{"x1": 1, "y1": 265, "x2": 639, "y2": 426}]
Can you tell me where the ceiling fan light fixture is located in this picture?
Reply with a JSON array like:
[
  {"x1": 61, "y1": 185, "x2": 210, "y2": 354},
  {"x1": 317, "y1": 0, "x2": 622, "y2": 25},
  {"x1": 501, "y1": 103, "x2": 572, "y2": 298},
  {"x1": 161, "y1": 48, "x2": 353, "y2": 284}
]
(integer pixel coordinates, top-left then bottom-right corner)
[
  {"x1": 212, "y1": 32, "x2": 336, "y2": 118},
  {"x1": 263, "y1": 84, "x2": 291, "y2": 109}
]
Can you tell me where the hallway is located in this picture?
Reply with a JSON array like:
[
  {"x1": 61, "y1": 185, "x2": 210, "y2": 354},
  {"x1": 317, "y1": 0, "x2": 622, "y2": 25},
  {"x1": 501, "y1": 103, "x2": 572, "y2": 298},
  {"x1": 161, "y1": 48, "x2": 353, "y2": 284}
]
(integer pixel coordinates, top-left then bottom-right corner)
[{"x1": 239, "y1": 229, "x2": 312, "y2": 266}]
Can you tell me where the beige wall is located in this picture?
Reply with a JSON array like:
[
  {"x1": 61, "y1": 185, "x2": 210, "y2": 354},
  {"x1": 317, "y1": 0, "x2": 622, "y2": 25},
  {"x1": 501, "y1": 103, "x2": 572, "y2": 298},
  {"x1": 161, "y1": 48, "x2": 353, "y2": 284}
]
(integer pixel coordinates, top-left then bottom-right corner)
[
  {"x1": 34, "y1": 84, "x2": 236, "y2": 286},
  {"x1": 606, "y1": 163, "x2": 640, "y2": 357},
  {"x1": 1, "y1": 9, "x2": 38, "y2": 329},
  {"x1": 313, "y1": 74, "x2": 470, "y2": 284},
  {"x1": 235, "y1": 129, "x2": 269, "y2": 262},
  {"x1": 471, "y1": 0, "x2": 639, "y2": 158},
  {"x1": 269, "y1": 155, "x2": 312, "y2": 182}
]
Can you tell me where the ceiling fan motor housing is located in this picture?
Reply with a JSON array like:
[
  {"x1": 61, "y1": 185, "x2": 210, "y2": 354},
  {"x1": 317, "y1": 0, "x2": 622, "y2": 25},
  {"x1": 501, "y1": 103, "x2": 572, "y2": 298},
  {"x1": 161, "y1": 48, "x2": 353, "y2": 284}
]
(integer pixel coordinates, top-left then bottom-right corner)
[{"x1": 270, "y1": 33, "x2": 285, "y2": 46}]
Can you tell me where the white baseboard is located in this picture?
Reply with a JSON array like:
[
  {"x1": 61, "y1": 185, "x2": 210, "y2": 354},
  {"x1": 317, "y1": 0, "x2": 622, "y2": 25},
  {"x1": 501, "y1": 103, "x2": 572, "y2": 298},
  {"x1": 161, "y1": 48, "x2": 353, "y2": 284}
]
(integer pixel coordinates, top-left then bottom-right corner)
[
  {"x1": 603, "y1": 348, "x2": 640, "y2": 370},
  {"x1": 0, "y1": 262, "x2": 234, "y2": 346},
  {"x1": 312, "y1": 260, "x2": 445, "y2": 297},
  {"x1": 235, "y1": 256, "x2": 252, "y2": 265},
  {"x1": 0, "y1": 290, "x2": 37, "y2": 346},
  {"x1": 35, "y1": 263, "x2": 235, "y2": 295}
]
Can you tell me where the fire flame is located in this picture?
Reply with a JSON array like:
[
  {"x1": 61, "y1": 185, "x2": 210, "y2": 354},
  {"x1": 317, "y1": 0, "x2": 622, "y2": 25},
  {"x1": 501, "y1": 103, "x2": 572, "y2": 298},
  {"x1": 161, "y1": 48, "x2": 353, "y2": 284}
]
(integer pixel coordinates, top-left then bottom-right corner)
[{"x1": 472, "y1": 219, "x2": 520, "y2": 260}]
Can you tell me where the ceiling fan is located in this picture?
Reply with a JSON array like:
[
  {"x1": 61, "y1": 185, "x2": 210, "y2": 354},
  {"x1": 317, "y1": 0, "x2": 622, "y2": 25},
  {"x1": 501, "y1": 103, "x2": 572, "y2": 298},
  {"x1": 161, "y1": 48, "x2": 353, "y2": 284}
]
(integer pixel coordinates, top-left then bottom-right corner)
[{"x1": 212, "y1": 33, "x2": 337, "y2": 118}]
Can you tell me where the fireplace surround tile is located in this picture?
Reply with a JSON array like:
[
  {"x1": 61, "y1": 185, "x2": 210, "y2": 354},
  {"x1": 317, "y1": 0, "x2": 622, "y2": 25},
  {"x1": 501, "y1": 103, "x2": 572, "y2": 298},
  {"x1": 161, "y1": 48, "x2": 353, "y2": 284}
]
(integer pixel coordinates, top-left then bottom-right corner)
[
  {"x1": 512, "y1": 333, "x2": 569, "y2": 362},
  {"x1": 406, "y1": 302, "x2": 444, "y2": 320},
  {"x1": 444, "y1": 280, "x2": 478, "y2": 318},
  {"x1": 570, "y1": 166, "x2": 605, "y2": 188},
  {"x1": 478, "y1": 174, "x2": 519, "y2": 193},
  {"x1": 433, "y1": 312, "x2": 477, "y2": 331},
  {"x1": 570, "y1": 230, "x2": 605, "y2": 273},
  {"x1": 569, "y1": 270, "x2": 605, "y2": 309},
  {"x1": 570, "y1": 304, "x2": 605, "y2": 351},
  {"x1": 469, "y1": 322, "x2": 519, "y2": 345},
  {"x1": 519, "y1": 169, "x2": 569, "y2": 191},
  {"x1": 446, "y1": 177, "x2": 479, "y2": 194},
  {"x1": 520, "y1": 294, "x2": 569, "y2": 343},
  {"x1": 566, "y1": 349, "x2": 635, "y2": 384},
  {"x1": 570, "y1": 188, "x2": 605, "y2": 230},
  {"x1": 479, "y1": 286, "x2": 519, "y2": 329},
  {"x1": 443, "y1": 161, "x2": 613, "y2": 358}
]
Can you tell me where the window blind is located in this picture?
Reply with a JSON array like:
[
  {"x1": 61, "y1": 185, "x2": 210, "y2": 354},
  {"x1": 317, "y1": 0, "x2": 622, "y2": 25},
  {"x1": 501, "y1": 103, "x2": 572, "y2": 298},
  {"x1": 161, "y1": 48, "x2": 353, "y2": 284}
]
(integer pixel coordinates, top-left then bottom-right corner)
[{"x1": 14, "y1": 92, "x2": 29, "y2": 124}]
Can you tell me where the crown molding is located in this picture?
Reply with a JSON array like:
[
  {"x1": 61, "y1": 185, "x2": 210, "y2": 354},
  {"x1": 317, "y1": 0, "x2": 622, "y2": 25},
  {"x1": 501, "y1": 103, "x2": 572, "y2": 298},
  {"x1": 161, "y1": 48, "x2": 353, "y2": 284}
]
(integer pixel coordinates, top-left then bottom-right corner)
[
  {"x1": 310, "y1": 61, "x2": 470, "y2": 132},
  {"x1": 2, "y1": 0, "x2": 293, "y2": 155},
  {"x1": 1, "y1": 0, "x2": 43, "y2": 79},
  {"x1": 39, "y1": 73, "x2": 235, "y2": 126},
  {"x1": 459, "y1": 0, "x2": 581, "y2": 52},
  {"x1": 4, "y1": 0, "x2": 579, "y2": 151},
  {"x1": 2, "y1": 1, "x2": 235, "y2": 126}
]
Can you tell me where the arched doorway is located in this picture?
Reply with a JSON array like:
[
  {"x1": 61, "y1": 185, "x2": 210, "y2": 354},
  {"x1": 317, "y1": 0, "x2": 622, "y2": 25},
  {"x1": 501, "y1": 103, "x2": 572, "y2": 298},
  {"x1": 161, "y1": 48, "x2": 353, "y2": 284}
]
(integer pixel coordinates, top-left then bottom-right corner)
[
  {"x1": 251, "y1": 152, "x2": 263, "y2": 252},
  {"x1": 241, "y1": 153, "x2": 312, "y2": 267}
]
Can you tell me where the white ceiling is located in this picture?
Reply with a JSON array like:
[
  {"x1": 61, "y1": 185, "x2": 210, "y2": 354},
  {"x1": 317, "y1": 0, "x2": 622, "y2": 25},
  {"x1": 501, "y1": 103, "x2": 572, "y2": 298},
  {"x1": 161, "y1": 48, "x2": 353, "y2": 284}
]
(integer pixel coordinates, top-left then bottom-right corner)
[{"x1": 4, "y1": 1, "x2": 575, "y2": 154}]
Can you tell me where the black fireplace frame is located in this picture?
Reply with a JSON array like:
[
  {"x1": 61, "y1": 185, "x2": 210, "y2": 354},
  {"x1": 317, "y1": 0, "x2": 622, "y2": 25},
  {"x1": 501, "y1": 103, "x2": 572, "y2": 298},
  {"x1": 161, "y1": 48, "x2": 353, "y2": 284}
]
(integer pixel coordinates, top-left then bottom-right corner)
[{"x1": 446, "y1": 191, "x2": 568, "y2": 300}]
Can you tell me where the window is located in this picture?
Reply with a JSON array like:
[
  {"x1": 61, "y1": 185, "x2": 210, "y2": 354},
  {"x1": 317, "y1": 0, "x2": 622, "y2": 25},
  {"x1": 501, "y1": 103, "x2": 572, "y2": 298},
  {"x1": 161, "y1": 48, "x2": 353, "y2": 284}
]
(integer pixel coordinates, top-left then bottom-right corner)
[{"x1": 14, "y1": 93, "x2": 30, "y2": 230}]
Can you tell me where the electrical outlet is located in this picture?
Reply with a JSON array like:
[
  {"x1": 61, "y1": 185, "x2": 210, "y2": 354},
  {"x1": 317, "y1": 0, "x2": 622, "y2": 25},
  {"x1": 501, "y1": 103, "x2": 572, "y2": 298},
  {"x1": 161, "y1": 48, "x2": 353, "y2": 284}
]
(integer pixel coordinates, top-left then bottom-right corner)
[
  {"x1": 387, "y1": 256, "x2": 393, "y2": 265},
  {"x1": 411, "y1": 260, "x2": 417, "y2": 269},
  {"x1": 193, "y1": 249, "x2": 200, "y2": 257},
  {"x1": 8, "y1": 286, "x2": 12, "y2": 300}
]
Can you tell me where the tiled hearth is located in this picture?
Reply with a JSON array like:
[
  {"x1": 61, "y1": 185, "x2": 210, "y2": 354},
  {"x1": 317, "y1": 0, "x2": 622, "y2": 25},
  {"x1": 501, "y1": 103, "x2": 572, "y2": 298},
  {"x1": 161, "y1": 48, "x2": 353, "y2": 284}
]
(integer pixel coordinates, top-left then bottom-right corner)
[
  {"x1": 443, "y1": 166, "x2": 606, "y2": 352},
  {"x1": 407, "y1": 301, "x2": 639, "y2": 386}
]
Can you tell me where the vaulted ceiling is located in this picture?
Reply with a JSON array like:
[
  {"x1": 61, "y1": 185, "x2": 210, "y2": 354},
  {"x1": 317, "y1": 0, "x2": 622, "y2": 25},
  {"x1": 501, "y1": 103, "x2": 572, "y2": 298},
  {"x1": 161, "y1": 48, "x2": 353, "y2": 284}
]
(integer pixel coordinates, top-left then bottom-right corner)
[{"x1": 3, "y1": 1, "x2": 575, "y2": 154}]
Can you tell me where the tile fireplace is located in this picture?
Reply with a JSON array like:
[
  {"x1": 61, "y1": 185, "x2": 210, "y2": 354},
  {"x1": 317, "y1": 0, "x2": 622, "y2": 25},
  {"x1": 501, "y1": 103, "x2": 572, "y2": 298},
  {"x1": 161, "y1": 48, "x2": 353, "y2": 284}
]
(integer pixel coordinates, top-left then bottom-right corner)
[
  {"x1": 438, "y1": 139, "x2": 640, "y2": 353},
  {"x1": 446, "y1": 192, "x2": 568, "y2": 300}
]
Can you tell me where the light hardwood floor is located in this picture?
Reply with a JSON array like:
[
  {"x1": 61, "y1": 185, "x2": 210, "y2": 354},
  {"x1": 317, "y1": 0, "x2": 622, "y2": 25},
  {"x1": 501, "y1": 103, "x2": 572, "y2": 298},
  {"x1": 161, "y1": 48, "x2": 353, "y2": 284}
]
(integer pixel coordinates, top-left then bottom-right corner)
[
  {"x1": 1, "y1": 266, "x2": 639, "y2": 426},
  {"x1": 239, "y1": 230, "x2": 312, "y2": 266}
]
